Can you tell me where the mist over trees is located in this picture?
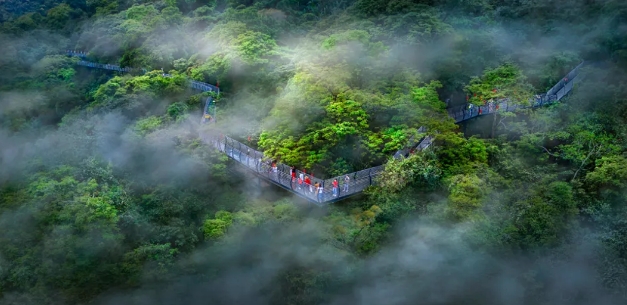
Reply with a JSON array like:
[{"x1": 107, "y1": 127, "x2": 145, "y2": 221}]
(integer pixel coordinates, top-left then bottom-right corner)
[{"x1": 1, "y1": 0, "x2": 627, "y2": 304}]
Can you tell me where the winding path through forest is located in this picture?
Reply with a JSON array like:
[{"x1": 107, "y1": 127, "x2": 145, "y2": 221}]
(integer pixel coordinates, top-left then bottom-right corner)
[{"x1": 65, "y1": 51, "x2": 584, "y2": 205}]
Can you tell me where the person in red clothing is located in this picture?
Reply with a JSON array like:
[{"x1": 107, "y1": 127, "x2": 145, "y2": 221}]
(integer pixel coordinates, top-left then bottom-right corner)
[
  {"x1": 304, "y1": 176, "x2": 312, "y2": 193},
  {"x1": 332, "y1": 179, "x2": 339, "y2": 197}
]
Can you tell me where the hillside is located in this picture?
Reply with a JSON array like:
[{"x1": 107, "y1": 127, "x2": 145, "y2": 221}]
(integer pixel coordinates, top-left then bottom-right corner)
[{"x1": 2, "y1": 0, "x2": 627, "y2": 304}]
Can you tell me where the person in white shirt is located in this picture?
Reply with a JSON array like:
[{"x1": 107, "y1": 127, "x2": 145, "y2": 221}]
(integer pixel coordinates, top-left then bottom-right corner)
[{"x1": 317, "y1": 184, "x2": 324, "y2": 202}]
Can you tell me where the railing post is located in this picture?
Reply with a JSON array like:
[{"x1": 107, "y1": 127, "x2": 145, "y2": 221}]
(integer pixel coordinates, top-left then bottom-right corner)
[
  {"x1": 238, "y1": 143, "x2": 242, "y2": 162},
  {"x1": 255, "y1": 152, "x2": 259, "y2": 172},
  {"x1": 321, "y1": 180, "x2": 324, "y2": 203},
  {"x1": 369, "y1": 169, "x2": 372, "y2": 186},
  {"x1": 338, "y1": 178, "x2": 341, "y2": 197}
]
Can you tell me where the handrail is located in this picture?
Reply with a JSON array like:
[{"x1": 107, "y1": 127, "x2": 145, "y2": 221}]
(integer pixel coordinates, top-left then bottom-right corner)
[
  {"x1": 67, "y1": 51, "x2": 220, "y2": 94},
  {"x1": 66, "y1": 50, "x2": 584, "y2": 204},
  {"x1": 67, "y1": 51, "x2": 219, "y2": 124},
  {"x1": 393, "y1": 61, "x2": 585, "y2": 159}
]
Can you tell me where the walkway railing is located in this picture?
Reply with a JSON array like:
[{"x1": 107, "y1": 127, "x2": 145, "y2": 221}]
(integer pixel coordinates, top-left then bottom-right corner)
[
  {"x1": 394, "y1": 61, "x2": 585, "y2": 159},
  {"x1": 445, "y1": 61, "x2": 584, "y2": 124},
  {"x1": 66, "y1": 51, "x2": 584, "y2": 204},
  {"x1": 67, "y1": 51, "x2": 218, "y2": 124},
  {"x1": 199, "y1": 133, "x2": 384, "y2": 205}
]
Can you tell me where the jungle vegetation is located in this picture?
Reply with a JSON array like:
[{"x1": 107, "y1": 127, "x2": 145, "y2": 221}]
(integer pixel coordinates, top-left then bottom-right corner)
[{"x1": 1, "y1": 0, "x2": 627, "y2": 304}]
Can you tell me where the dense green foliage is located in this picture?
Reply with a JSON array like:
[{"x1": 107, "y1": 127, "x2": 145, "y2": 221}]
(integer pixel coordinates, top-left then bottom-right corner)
[{"x1": 2, "y1": 0, "x2": 627, "y2": 304}]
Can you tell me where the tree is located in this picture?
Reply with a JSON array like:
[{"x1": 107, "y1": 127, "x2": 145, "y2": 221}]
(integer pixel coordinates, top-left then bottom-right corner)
[
  {"x1": 506, "y1": 181, "x2": 577, "y2": 249},
  {"x1": 122, "y1": 243, "x2": 178, "y2": 285},
  {"x1": 465, "y1": 63, "x2": 535, "y2": 138},
  {"x1": 203, "y1": 210, "x2": 233, "y2": 239},
  {"x1": 326, "y1": 205, "x2": 384, "y2": 254},
  {"x1": 374, "y1": 151, "x2": 442, "y2": 193},
  {"x1": 584, "y1": 155, "x2": 627, "y2": 205},
  {"x1": 434, "y1": 132, "x2": 488, "y2": 175},
  {"x1": 234, "y1": 30, "x2": 277, "y2": 64},
  {"x1": 446, "y1": 173, "x2": 487, "y2": 221},
  {"x1": 45, "y1": 4, "x2": 72, "y2": 30},
  {"x1": 536, "y1": 115, "x2": 621, "y2": 181}
]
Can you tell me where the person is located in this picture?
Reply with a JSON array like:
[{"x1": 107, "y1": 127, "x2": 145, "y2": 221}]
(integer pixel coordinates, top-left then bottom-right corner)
[
  {"x1": 299, "y1": 171, "x2": 304, "y2": 182},
  {"x1": 291, "y1": 167, "x2": 296, "y2": 183},
  {"x1": 297, "y1": 176, "x2": 303, "y2": 190},
  {"x1": 332, "y1": 179, "x2": 339, "y2": 197},
  {"x1": 272, "y1": 162, "x2": 278, "y2": 180},
  {"x1": 344, "y1": 175, "x2": 350, "y2": 192},
  {"x1": 317, "y1": 183, "x2": 324, "y2": 202},
  {"x1": 305, "y1": 176, "x2": 312, "y2": 193}
]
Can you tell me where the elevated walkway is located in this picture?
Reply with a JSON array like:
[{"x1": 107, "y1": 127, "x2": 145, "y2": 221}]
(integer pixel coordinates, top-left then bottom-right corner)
[
  {"x1": 66, "y1": 51, "x2": 218, "y2": 124},
  {"x1": 395, "y1": 62, "x2": 585, "y2": 158},
  {"x1": 200, "y1": 133, "x2": 383, "y2": 205},
  {"x1": 66, "y1": 51, "x2": 584, "y2": 205}
]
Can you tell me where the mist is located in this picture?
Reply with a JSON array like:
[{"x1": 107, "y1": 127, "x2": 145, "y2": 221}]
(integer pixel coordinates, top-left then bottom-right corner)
[
  {"x1": 2, "y1": 0, "x2": 627, "y2": 305},
  {"x1": 87, "y1": 219, "x2": 626, "y2": 305}
]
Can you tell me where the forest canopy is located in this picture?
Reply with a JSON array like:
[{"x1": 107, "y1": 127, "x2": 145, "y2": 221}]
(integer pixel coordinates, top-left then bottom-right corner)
[{"x1": 2, "y1": 0, "x2": 627, "y2": 305}]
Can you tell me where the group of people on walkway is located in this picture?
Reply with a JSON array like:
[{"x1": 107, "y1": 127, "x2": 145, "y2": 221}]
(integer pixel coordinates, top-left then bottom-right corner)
[
  {"x1": 277, "y1": 167, "x2": 352, "y2": 202},
  {"x1": 227, "y1": 138, "x2": 356, "y2": 203},
  {"x1": 467, "y1": 99, "x2": 500, "y2": 115}
]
